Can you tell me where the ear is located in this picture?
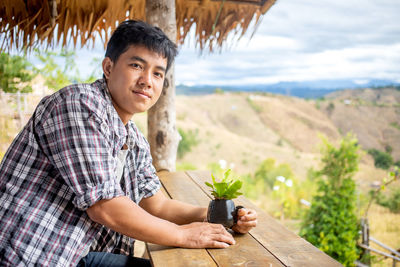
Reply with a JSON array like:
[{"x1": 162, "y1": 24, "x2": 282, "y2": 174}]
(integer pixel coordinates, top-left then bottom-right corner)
[{"x1": 102, "y1": 57, "x2": 114, "y2": 79}]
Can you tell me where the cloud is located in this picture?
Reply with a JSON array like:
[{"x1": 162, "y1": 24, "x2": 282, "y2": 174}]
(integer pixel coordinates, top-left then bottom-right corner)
[{"x1": 175, "y1": 0, "x2": 400, "y2": 85}]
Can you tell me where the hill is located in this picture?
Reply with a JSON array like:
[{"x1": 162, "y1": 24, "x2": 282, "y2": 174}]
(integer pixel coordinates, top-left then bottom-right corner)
[{"x1": 133, "y1": 87, "x2": 400, "y2": 193}]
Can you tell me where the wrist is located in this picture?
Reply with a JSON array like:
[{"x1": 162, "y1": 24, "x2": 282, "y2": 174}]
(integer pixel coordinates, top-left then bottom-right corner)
[{"x1": 175, "y1": 224, "x2": 187, "y2": 247}]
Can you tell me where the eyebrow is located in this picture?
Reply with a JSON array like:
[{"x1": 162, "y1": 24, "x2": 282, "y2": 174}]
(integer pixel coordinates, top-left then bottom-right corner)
[{"x1": 129, "y1": 56, "x2": 166, "y2": 73}]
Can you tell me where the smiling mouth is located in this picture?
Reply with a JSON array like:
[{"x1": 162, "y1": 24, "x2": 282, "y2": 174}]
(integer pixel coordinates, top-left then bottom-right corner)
[{"x1": 133, "y1": 91, "x2": 151, "y2": 99}]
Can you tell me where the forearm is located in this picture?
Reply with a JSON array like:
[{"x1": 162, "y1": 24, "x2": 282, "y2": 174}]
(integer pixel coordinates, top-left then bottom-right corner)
[
  {"x1": 156, "y1": 199, "x2": 207, "y2": 225},
  {"x1": 87, "y1": 196, "x2": 182, "y2": 246},
  {"x1": 139, "y1": 191, "x2": 207, "y2": 225}
]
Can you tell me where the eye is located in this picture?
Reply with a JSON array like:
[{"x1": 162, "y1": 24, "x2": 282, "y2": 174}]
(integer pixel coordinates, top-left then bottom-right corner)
[
  {"x1": 154, "y1": 72, "x2": 164, "y2": 79},
  {"x1": 130, "y1": 63, "x2": 142, "y2": 69}
]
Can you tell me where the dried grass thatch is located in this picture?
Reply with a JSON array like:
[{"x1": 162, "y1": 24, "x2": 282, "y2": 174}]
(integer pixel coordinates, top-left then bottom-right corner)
[{"x1": 0, "y1": 0, "x2": 276, "y2": 52}]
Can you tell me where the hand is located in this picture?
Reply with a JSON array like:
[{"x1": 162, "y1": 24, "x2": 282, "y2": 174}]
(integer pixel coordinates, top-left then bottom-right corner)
[
  {"x1": 232, "y1": 208, "x2": 257, "y2": 234},
  {"x1": 178, "y1": 222, "x2": 235, "y2": 248}
]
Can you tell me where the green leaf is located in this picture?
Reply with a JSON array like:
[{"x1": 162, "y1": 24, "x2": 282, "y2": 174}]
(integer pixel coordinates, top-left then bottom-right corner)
[
  {"x1": 205, "y1": 182, "x2": 214, "y2": 189},
  {"x1": 223, "y1": 169, "x2": 231, "y2": 182},
  {"x1": 214, "y1": 182, "x2": 228, "y2": 198},
  {"x1": 224, "y1": 180, "x2": 243, "y2": 199},
  {"x1": 211, "y1": 173, "x2": 217, "y2": 185}
]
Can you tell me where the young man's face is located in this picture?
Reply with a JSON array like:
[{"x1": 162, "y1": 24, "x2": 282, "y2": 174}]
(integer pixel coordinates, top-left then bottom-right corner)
[{"x1": 102, "y1": 45, "x2": 167, "y2": 124}]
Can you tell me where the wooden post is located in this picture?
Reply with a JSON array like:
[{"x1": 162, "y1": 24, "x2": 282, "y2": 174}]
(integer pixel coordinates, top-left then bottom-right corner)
[
  {"x1": 145, "y1": 0, "x2": 179, "y2": 172},
  {"x1": 361, "y1": 218, "x2": 371, "y2": 265}
]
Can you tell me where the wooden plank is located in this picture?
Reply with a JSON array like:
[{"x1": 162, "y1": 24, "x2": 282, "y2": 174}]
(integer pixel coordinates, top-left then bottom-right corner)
[
  {"x1": 146, "y1": 243, "x2": 217, "y2": 267},
  {"x1": 158, "y1": 171, "x2": 285, "y2": 267},
  {"x1": 186, "y1": 170, "x2": 343, "y2": 267},
  {"x1": 146, "y1": 171, "x2": 217, "y2": 267}
]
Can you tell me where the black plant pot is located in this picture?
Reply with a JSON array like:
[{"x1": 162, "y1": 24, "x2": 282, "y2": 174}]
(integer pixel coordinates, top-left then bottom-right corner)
[{"x1": 207, "y1": 199, "x2": 240, "y2": 228}]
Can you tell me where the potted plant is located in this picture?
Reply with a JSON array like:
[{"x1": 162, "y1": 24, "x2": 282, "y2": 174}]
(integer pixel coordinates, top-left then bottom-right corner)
[{"x1": 205, "y1": 169, "x2": 244, "y2": 228}]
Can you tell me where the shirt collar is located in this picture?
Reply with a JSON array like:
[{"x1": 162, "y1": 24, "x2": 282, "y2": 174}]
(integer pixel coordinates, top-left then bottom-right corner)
[{"x1": 98, "y1": 78, "x2": 138, "y2": 151}]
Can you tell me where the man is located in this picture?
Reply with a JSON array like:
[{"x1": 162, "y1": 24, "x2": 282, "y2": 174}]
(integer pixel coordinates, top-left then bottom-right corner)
[{"x1": 0, "y1": 20, "x2": 257, "y2": 266}]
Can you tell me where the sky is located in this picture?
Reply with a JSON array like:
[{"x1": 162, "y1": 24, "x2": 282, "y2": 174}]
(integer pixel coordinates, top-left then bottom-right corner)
[{"x1": 41, "y1": 0, "x2": 400, "y2": 86}]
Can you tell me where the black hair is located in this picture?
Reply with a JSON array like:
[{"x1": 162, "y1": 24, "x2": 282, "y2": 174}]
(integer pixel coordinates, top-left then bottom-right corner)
[{"x1": 105, "y1": 20, "x2": 178, "y2": 72}]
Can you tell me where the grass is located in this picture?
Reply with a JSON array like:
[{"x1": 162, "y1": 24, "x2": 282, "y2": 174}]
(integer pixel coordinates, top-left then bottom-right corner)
[
  {"x1": 246, "y1": 96, "x2": 262, "y2": 113},
  {"x1": 390, "y1": 122, "x2": 400, "y2": 131},
  {"x1": 367, "y1": 204, "x2": 400, "y2": 266}
]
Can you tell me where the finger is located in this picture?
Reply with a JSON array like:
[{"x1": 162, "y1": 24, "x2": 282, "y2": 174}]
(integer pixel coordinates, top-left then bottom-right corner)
[
  {"x1": 237, "y1": 219, "x2": 257, "y2": 228},
  {"x1": 237, "y1": 208, "x2": 247, "y2": 217},
  {"x1": 209, "y1": 223, "x2": 231, "y2": 235},
  {"x1": 231, "y1": 224, "x2": 248, "y2": 234},
  {"x1": 211, "y1": 233, "x2": 236, "y2": 245},
  {"x1": 239, "y1": 210, "x2": 257, "y2": 221},
  {"x1": 209, "y1": 240, "x2": 230, "y2": 248}
]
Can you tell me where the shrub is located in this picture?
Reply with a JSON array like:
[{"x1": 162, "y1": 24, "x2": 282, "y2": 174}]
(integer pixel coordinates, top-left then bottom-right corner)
[
  {"x1": 395, "y1": 160, "x2": 400, "y2": 168},
  {"x1": 0, "y1": 52, "x2": 33, "y2": 93},
  {"x1": 176, "y1": 162, "x2": 197, "y2": 171},
  {"x1": 376, "y1": 187, "x2": 400, "y2": 213},
  {"x1": 241, "y1": 158, "x2": 307, "y2": 219},
  {"x1": 367, "y1": 149, "x2": 393, "y2": 169},
  {"x1": 253, "y1": 158, "x2": 294, "y2": 189},
  {"x1": 300, "y1": 135, "x2": 360, "y2": 266},
  {"x1": 177, "y1": 128, "x2": 199, "y2": 159}
]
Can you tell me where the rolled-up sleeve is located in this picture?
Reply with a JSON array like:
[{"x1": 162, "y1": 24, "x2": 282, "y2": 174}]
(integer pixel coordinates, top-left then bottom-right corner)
[
  {"x1": 38, "y1": 94, "x2": 124, "y2": 210},
  {"x1": 135, "y1": 138, "x2": 161, "y2": 201}
]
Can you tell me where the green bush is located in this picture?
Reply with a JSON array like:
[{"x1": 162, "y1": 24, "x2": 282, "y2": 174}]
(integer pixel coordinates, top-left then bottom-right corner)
[
  {"x1": 367, "y1": 149, "x2": 393, "y2": 169},
  {"x1": 241, "y1": 158, "x2": 307, "y2": 219},
  {"x1": 0, "y1": 52, "x2": 33, "y2": 93},
  {"x1": 253, "y1": 158, "x2": 294, "y2": 189},
  {"x1": 176, "y1": 162, "x2": 197, "y2": 171},
  {"x1": 177, "y1": 128, "x2": 199, "y2": 159},
  {"x1": 300, "y1": 135, "x2": 360, "y2": 266},
  {"x1": 376, "y1": 188, "x2": 400, "y2": 213}
]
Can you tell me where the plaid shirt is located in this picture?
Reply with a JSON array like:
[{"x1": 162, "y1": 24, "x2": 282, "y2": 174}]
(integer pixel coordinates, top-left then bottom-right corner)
[{"x1": 0, "y1": 79, "x2": 161, "y2": 266}]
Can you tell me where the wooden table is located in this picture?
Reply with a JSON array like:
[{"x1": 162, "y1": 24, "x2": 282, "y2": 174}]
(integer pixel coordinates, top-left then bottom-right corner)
[{"x1": 146, "y1": 170, "x2": 343, "y2": 267}]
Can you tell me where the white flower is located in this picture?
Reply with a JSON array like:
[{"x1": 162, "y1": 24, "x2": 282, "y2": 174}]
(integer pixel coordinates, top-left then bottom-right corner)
[
  {"x1": 219, "y1": 159, "x2": 227, "y2": 169},
  {"x1": 300, "y1": 199, "x2": 311, "y2": 207},
  {"x1": 273, "y1": 185, "x2": 280, "y2": 191},
  {"x1": 229, "y1": 163, "x2": 235, "y2": 169},
  {"x1": 285, "y1": 179, "x2": 293, "y2": 187},
  {"x1": 276, "y1": 176, "x2": 286, "y2": 183}
]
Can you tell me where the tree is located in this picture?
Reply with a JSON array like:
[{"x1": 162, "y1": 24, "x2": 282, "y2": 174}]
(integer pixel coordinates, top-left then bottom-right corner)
[
  {"x1": 146, "y1": 0, "x2": 179, "y2": 171},
  {"x1": 300, "y1": 134, "x2": 360, "y2": 266},
  {"x1": 0, "y1": 52, "x2": 33, "y2": 93},
  {"x1": 33, "y1": 49, "x2": 99, "y2": 91}
]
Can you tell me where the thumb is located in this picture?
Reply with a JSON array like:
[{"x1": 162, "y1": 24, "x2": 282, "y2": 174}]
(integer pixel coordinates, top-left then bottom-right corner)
[{"x1": 237, "y1": 208, "x2": 247, "y2": 217}]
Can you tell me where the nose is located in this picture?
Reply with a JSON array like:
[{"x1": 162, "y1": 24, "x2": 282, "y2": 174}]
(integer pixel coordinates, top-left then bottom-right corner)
[{"x1": 138, "y1": 70, "x2": 152, "y2": 88}]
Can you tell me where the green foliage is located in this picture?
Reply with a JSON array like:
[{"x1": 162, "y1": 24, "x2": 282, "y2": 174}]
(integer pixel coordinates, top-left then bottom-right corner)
[
  {"x1": 205, "y1": 169, "x2": 243, "y2": 200},
  {"x1": 177, "y1": 128, "x2": 199, "y2": 159},
  {"x1": 254, "y1": 158, "x2": 294, "y2": 189},
  {"x1": 376, "y1": 187, "x2": 400, "y2": 213},
  {"x1": 0, "y1": 52, "x2": 33, "y2": 93},
  {"x1": 390, "y1": 122, "x2": 400, "y2": 130},
  {"x1": 176, "y1": 162, "x2": 197, "y2": 171},
  {"x1": 33, "y1": 49, "x2": 101, "y2": 91},
  {"x1": 214, "y1": 87, "x2": 224, "y2": 94},
  {"x1": 327, "y1": 102, "x2": 335, "y2": 114},
  {"x1": 241, "y1": 158, "x2": 310, "y2": 219},
  {"x1": 300, "y1": 135, "x2": 360, "y2": 266},
  {"x1": 367, "y1": 148, "x2": 393, "y2": 169},
  {"x1": 384, "y1": 144, "x2": 393, "y2": 154}
]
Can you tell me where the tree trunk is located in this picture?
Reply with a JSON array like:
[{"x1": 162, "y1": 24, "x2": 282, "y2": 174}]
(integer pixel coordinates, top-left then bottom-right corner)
[{"x1": 146, "y1": 0, "x2": 179, "y2": 172}]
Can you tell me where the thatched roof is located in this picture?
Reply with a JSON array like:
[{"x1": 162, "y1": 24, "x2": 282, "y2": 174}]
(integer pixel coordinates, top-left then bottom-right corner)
[{"x1": 0, "y1": 0, "x2": 276, "y2": 52}]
